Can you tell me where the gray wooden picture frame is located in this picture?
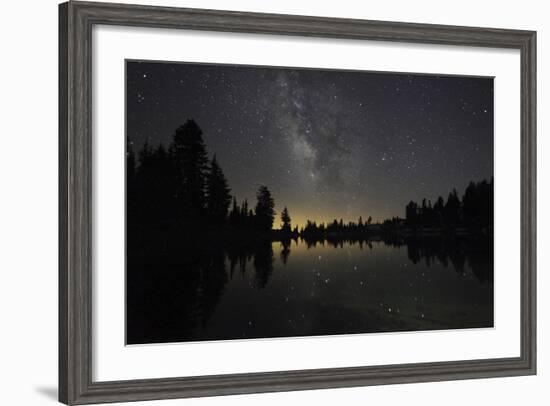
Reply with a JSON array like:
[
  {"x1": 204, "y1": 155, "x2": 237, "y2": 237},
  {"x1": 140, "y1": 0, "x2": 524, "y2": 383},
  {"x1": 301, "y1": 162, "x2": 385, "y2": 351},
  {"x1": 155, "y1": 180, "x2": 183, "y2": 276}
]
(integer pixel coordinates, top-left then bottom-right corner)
[{"x1": 59, "y1": 1, "x2": 537, "y2": 404}]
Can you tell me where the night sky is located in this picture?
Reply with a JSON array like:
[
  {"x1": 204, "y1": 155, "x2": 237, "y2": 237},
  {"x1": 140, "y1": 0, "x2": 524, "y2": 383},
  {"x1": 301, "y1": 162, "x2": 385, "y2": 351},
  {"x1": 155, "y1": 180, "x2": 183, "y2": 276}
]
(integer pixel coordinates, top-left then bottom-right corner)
[{"x1": 126, "y1": 61, "x2": 493, "y2": 228}]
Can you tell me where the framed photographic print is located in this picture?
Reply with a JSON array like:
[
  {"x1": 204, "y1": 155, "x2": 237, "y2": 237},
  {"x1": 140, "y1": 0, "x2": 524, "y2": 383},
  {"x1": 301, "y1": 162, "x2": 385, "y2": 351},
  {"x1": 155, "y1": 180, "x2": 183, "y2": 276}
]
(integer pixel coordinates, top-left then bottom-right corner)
[{"x1": 59, "y1": 1, "x2": 536, "y2": 404}]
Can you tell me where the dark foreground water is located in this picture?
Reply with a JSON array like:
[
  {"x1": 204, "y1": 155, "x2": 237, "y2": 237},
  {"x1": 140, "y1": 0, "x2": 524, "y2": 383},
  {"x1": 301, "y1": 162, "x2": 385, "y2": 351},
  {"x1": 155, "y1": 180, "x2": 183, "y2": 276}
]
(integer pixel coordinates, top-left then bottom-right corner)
[{"x1": 127, "y1": 237, "x2": 493, "y2": 344}]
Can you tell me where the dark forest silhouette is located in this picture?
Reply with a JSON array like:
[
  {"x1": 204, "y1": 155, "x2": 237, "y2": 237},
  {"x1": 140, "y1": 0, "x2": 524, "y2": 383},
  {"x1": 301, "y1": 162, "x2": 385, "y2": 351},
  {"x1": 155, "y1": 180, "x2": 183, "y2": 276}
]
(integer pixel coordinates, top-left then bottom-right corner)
[
  {"x1": 298, "y1": 179, "x2": 493, "y2": 245},
  {"x1": 127, "y1": 119, "x2": 494, "y2": 250},
  {"x1": 128, "y1": 119, "x2": 277, "y2": 234}
]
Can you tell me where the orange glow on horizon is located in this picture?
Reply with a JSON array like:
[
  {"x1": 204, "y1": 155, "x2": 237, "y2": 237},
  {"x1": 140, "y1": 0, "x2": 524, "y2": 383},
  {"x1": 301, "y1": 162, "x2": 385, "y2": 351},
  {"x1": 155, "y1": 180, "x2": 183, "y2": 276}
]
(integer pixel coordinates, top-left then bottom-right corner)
[{"x1": 274, "y1": 211, "x2": 388, "y2": 230}]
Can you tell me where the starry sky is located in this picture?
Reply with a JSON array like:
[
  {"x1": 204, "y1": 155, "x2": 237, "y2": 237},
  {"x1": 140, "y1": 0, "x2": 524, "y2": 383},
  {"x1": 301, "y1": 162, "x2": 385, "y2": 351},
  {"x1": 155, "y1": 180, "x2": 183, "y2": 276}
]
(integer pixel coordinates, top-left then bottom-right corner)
[{"x1": 126, "y1": 60, "x2": 493, "y2": 228}]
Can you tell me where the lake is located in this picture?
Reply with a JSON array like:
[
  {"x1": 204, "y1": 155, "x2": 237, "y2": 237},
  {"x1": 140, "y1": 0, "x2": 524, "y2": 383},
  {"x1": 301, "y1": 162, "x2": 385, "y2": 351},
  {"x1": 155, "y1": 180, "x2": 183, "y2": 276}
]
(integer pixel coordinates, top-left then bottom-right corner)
[{"x1": 126, "y1": 237, "x2": 494, "y2": 344}]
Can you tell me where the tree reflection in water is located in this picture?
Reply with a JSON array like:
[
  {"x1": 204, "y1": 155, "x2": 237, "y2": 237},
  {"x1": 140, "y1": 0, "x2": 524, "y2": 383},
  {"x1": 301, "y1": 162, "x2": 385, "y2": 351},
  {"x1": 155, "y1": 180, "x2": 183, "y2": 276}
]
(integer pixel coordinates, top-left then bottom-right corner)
[{"x1": 127, "y1": 236, "x2": 493, "y2": 344}]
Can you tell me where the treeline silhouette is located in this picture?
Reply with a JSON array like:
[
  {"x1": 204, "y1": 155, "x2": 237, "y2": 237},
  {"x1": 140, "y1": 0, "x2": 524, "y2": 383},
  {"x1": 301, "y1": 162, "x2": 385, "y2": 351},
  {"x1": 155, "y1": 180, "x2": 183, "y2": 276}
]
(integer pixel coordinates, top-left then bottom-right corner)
[
  {"x1": 301, "y1": 216, "x2": 372, "y2": 236},
  {"x1": 404, "y1": 179, "x2": 493, "y2": 230},
  {"x1": 297, "y1": 180, "x2": 493, "y2": 243},
  {"x1": 127, "y1": 119, "x2": 280, "y2": 258},
  {"x1": 127, "y1": 118, "x2": 493, "y2": 258}
]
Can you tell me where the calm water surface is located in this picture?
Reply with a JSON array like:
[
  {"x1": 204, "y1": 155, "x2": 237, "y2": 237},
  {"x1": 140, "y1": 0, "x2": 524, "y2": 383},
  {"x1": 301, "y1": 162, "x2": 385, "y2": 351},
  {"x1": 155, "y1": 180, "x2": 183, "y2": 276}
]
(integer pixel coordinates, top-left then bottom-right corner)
[{"x1": 127, "y1": 238, "x2": 493, "y2": 344}]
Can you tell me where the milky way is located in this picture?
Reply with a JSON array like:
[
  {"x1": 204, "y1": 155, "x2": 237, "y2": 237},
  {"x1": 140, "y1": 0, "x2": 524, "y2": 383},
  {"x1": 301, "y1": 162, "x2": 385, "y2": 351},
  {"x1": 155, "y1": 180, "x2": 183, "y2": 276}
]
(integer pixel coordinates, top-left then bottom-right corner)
[{"x1": 127, "y1": 61, "x2": 493, "y2": 228}]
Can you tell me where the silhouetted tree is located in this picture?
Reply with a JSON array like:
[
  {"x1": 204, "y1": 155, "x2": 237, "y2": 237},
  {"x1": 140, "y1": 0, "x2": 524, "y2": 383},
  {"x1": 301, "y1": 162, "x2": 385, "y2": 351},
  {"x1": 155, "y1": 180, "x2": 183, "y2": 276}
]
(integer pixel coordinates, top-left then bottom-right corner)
[
  {"x1": 462, "y1": 178, "x2": 493, "y2": 229},
  {"x1": 228, "y1": 197, "x2": 240, "y2": 227},
  {"x1": 170, "y1": 119, "x2": 209, "y2": 223},
  {"x1": 241, "y1": 199, "x2": 248, "y2": 218},
  {"x1": 433, "y1": 196, "x2": 445, "y2": 226},
  {"x1": 280, "y1": 206, "x2": 291, "y2": 233},
  {"x1": 205, "y1": 155, "x2": 231, "y2": 226},
  {"x1": 444, "y1": 188, "x2": 461, "y2": 227},
  {"x1": 240, "y1": 199, "x2": 252, "y2": 228},
  {"x1": 254, "y1": 185, "x2": 275, "y2": 232},
  {"x1": 406, "y1": 201, "x2": 418, "y2": 227}
]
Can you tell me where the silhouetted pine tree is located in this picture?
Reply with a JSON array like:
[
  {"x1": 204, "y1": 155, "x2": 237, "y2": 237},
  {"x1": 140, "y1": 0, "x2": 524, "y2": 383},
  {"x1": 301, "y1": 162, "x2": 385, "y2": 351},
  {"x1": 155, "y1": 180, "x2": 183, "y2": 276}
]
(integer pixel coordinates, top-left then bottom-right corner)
[
  {"x1": 228, "y1": 197, "x2": 240, "y2": 227},
  {"x1": 205, "y1": 155, "x2": 232, "y2": 226},
  {"x1": 241, "y1": 199, "x2": 250, "y2": 228},
  {"x1": 254, "y1": 185, "x2": 275, "y2": 232},
  {"x1": 280, "y1": 206, "x2": 291, "y2": 233},
  {"x1": 462, "y1": 178, "x2": 493, "y2": 229},
  {"x1": 444, "y1": 188, "x2": 461, "y2": 227},
  {"x1": 169, "y1": 119, "x2": 209, "y2": 224},
  {"x1": 406, "y1": 201, "x2": 418, "y2": 227}
]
